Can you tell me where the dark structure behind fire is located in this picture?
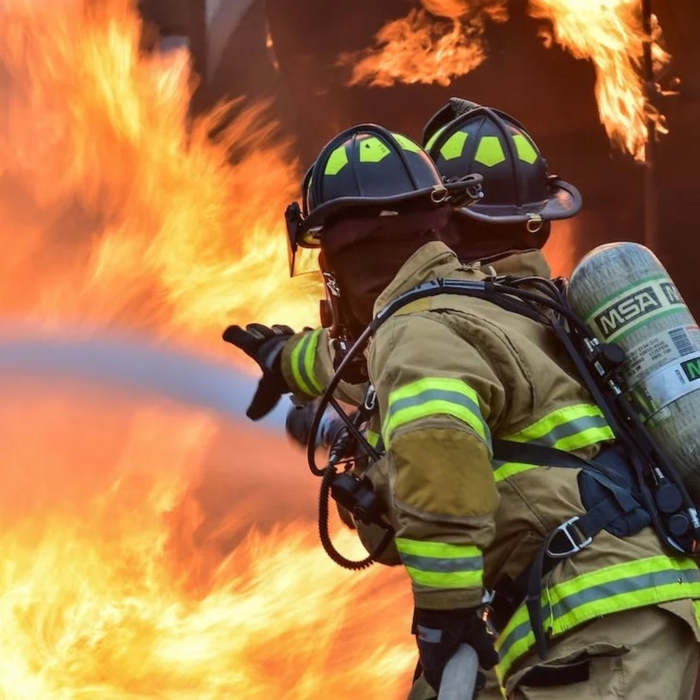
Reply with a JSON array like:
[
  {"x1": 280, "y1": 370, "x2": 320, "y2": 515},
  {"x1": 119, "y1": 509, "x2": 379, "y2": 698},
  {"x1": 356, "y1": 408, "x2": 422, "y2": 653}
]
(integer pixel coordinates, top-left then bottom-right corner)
[{"x1": 138, "y1": 0, "x2": 700, "y2": 310}]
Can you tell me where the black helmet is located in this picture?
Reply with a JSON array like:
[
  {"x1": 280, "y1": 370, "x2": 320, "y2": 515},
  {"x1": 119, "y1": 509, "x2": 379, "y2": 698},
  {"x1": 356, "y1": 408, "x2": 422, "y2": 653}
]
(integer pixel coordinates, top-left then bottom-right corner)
[
  {"x1": 285, "y1": 123, "x2": 481, "y2": 275},
  {"x1": 422, "y1": 99, "x2": 582, "y2": 228}
]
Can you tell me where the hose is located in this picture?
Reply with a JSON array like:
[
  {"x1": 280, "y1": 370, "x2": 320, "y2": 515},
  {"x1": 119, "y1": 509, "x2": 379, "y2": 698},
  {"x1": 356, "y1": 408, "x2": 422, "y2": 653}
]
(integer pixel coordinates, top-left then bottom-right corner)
[{"x1": 317, "y1": 465, "x2": 394, "y2": 570}]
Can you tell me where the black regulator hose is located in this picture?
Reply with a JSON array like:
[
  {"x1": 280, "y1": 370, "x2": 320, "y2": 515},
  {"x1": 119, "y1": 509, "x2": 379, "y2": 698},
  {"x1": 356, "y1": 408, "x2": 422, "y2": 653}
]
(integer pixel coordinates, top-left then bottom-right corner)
[
  {"x1": 306, "y1": 322, "x2": 378, "y2": 476},
  {"x1": 317, "y1": 465, "x2": 394, "y2": 570}
]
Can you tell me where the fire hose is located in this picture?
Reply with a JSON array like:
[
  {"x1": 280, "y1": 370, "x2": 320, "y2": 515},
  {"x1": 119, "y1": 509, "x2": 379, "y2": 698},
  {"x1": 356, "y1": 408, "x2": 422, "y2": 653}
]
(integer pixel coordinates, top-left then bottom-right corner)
[{"x1": 438, "y1": 644, "x2": 479, "y2": 700}]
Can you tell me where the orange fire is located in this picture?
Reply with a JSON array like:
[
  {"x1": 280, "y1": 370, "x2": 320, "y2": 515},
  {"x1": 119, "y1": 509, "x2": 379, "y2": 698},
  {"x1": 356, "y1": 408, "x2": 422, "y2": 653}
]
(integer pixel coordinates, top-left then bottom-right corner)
[
  {"x1": 0, "y1": 0, "x2": 320, "y2": 354},
  {"x1": 530, "y1": 0, "x2": 670, "y2": 161},
  {"x1": 339, "y1": 0, "x2": 508, "y2": 87},
  {"x1": 341, "y1": 0, "x2": 670, "y2": 160},
  {"x1": 0, "y1": 0, "x2": 415, "y2": 696},
  {"x1": 0, "y1": 381, "x2": 414, "y2": 696}
]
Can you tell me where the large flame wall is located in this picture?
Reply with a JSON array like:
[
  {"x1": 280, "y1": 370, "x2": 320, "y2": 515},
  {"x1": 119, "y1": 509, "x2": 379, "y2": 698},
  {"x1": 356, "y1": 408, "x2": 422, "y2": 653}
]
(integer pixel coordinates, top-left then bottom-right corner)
[
  {"x1": 0, "y1": 0, "x2": 321, "y2": 348},
  {"x1": 0, "y1": 378, "x2": 413, "y2": 697},
  {"x1": 0, "y1": 0, "x2": 415, "y2": 696}
]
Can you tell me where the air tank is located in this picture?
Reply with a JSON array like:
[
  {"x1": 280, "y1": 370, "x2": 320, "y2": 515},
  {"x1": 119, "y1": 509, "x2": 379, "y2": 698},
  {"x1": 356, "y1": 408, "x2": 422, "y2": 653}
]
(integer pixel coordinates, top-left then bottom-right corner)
[{"x1": 568, "y1": 242, "x2": 700, "y2": 500}]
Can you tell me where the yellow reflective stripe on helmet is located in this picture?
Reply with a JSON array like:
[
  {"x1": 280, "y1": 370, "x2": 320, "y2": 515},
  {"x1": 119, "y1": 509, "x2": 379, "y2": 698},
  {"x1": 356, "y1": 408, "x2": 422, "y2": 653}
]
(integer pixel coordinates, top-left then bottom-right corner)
[
  {"x1": 513, "y1": 133, "x2": 538, "y2": 164},
  {"x1": 289, "y1": 329, "x2": 323, "y2": 397},
  {"x1": 440, "y1": 131, "x2": 468, "y2": 161},
  {"x1": 425, "y1": 125, "x2": 446, "y2": 152},
  {"x1": 392, "y1": 133, "x2": 421, "y2": 153},
  {"x1": 396, "y1": 538, "x2": 483, "y2": 590},
  {"x1": 324, "y1": 145, "x2": 348, "y2": 175},
  {"x1": 359, "y1": 136, "x2": 391, "y2": 163},
  {"x1": 495, "y1": 555, "x2": 700, "y2": 681},
  {"x1": 503, "y1": 403, "x2": 614, "y2": 451},
  {"x1": 382, "y1": 377, "x2": 491, "y2": 450},
  {"x1": 474, "y1": 135, "x2": 505, "y2": 167},
  {"x1": 492, "y1": 460, "x2": 538, "y2": 482}
]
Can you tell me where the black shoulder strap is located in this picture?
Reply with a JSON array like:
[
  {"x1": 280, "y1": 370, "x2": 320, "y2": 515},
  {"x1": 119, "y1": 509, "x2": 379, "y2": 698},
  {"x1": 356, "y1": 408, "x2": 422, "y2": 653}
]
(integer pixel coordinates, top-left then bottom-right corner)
[
  {"x1": 494, "y1": 438, "x2": 621, "y2": 485},
  {"x1": 493, "y1": 438, "x2": 641, "y2": 517}
]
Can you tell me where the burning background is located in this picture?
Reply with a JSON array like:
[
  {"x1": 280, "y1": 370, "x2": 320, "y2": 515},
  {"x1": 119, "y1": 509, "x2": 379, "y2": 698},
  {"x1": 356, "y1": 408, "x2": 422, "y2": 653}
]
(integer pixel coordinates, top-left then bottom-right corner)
[{"x1": 0, "y1": 0, "x2": 698, "y2": 696}]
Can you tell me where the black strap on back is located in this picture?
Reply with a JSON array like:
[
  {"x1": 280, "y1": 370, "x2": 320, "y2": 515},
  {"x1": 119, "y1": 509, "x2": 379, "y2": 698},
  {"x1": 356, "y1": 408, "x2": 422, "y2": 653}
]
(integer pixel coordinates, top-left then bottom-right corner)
[
  {"x1": 494, "y1": 439, "x2": 641, "y2": 514},
  {"x1": 491, "y1": 439, "x2": 646, "y2": 656}
]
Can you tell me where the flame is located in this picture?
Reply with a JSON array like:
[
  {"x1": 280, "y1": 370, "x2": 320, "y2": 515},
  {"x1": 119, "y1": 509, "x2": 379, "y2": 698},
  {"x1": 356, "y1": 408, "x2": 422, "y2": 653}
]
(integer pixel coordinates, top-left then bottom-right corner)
[
  {"x1": 341, "y1": 0, "x2": 670, "y2": 159},
  {"x1": 0, "y1": 0, "x2": 320, "y2": 352},
  {"x1": 0, "y1": 0, "x2": 417, "y2": 695},
  {"x1": 530, "y1": 0, "x2": 670, "y2": 160},
  {"x1": 0, "y1": 382, "x2": 414, "y2": 696},
  {"x1": 338, "y1": 0, "x2": 508, "y2": 87}
]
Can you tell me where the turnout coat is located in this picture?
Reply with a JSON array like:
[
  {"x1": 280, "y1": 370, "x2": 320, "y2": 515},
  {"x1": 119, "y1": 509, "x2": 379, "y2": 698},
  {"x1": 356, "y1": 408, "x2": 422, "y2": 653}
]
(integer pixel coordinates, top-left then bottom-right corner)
[{"x1": 280, "y1": 241, "x2": 700, "y2": 685}]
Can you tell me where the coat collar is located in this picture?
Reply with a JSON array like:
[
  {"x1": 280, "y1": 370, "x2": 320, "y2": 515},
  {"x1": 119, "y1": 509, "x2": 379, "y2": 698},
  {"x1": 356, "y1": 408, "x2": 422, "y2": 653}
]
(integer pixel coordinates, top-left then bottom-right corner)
[{"x1": 373, "y1": 242, "x2": 552, "y2": 314}]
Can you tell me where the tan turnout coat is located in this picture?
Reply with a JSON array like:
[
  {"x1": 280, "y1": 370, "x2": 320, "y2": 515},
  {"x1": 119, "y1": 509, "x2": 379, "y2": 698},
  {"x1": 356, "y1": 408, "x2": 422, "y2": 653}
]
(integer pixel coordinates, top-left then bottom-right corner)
[{"x1": 281, "y1": 242, "x2": 700, "y2": 685}]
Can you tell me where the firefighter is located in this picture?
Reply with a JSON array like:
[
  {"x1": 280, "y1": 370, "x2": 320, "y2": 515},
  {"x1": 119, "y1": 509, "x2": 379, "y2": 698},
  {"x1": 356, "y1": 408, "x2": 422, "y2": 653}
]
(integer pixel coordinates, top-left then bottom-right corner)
[{"x1": 226, "y1": 115, "x2": 700, "y2": 698}]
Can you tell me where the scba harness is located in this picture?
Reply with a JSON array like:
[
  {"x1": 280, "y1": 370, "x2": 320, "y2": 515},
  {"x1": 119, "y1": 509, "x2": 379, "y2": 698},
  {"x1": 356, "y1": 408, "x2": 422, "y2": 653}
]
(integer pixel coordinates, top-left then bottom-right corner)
[{"x1": 305, "y1": 273, "x2": 700, "y2": 657}]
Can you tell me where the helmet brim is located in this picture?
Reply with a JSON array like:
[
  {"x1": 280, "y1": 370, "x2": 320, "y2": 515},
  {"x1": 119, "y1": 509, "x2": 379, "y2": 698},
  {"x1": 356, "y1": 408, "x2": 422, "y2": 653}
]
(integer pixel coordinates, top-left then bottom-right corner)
[
  {"x1": 285, "y1": 187, "x2": 448, "y2": 276},
  {"x1": 456, "y1": 178, "x2": 582, "y2": 224},
  {"x1": 296, "y1": 177, "x2": 480, "y2": 246}
]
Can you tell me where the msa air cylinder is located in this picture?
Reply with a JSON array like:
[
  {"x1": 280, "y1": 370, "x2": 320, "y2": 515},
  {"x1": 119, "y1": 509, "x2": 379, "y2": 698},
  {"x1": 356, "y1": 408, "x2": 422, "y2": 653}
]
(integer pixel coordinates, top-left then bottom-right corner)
[{"x1": 568, "y1": 242, "x2": 700, "y2": 500}]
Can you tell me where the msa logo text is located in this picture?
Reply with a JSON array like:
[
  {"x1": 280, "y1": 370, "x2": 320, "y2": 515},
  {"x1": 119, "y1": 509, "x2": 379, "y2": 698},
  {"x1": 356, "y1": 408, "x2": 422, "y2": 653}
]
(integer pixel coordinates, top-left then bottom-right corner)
[
  {"x1": 682, "y1": 358, "x2": 700, "y2": 382},
  {"x1": 661, "y1": 282, "x2": 681, "y2": 305},
  {"x1": 594, "y1": 287, "x2": 662, "y2": 339}
]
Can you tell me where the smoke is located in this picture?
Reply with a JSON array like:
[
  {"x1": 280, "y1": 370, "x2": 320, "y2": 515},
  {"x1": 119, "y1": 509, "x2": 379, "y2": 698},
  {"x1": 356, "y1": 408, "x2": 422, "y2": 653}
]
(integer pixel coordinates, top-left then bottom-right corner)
[{"x1": 0, "y1": 324, "x2": 290, "y2": 427}]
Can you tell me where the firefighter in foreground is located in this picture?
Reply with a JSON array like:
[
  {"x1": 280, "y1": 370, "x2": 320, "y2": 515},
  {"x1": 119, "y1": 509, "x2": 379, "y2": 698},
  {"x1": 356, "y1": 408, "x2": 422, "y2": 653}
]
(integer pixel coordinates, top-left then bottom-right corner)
[{"x1": 225, "y1": 116, "x2": 700, "y2": 698}]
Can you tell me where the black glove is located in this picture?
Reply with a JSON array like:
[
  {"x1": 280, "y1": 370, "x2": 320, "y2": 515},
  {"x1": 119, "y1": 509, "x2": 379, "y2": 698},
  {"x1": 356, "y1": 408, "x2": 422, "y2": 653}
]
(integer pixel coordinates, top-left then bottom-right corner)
[
  {"x1": 413, "y1": 607, "x2": 498, "y2": 693},
  {"x1": 222, "y1": 323, "x2": 294, "y2": 420}
]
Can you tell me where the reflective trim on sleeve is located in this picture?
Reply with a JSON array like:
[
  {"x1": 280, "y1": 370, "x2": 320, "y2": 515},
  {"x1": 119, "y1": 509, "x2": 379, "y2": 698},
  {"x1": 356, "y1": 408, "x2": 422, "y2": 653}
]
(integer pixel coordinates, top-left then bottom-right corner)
[
  {"x1": 365, "y1": 430, "x2": 384, "y2": 452},
  {"x1": 396, "y1": 538, "x2": 483, "y2": 590},
  {"x1": 289, "y1": 329, "x2": 323, "y2": 397},
  {"x1": 694, "y1": 600, "x2": 700, "y2": 629},
  {"x1": 492, "y1": 460, "x2": 539, "y2": 483},
  {"x1": 382, "y1": 377, "x2": 491, "y2": 450},
  {"x1": 503, "y1": 403, "x2": 614, "y2": 452},
  {"x1": 495, "y1": 555, "x2": 700, "y2": 682}
]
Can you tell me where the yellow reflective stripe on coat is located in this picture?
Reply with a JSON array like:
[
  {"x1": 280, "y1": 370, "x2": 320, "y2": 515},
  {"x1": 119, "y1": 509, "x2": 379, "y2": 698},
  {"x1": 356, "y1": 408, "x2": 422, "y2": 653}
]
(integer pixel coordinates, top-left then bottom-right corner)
[
  {"x1": 503, "y1": 403, "x2": 613, "y2": 451},
  {"x1": 495, "y1": 555, "x2": 700, "y2": 681},
  {"x1": 396, "y1": 538, "x2": 483, "y2": 589},
  {"x1": 382, "y1": 377, "x2": 491, "y2": 450},
  {"x1": 289, "y1": 329, "x2": 323, "y2": 397},
  {"x1": 491, "y1": 403, "x2": 614, "y2": 482},
  {"x1": 366, "y1": 430, "x2": 384, "y2": 452},
  {"x1": 492, "y1": 460, "x2": 538, "y2": 483}
]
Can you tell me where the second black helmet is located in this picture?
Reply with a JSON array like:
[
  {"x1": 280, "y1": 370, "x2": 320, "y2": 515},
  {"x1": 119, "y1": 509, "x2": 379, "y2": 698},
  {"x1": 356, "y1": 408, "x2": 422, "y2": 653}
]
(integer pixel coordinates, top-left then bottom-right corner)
[{"x1": 423, "y1": 99, "x2": 582, "y2": 228}]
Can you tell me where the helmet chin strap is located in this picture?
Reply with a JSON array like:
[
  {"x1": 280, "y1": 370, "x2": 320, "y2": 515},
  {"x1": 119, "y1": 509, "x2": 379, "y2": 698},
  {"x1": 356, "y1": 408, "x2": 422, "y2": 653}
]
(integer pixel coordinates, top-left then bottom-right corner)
[{"x1": 319, "y1": 261, "x2": 369, "y2": 384}]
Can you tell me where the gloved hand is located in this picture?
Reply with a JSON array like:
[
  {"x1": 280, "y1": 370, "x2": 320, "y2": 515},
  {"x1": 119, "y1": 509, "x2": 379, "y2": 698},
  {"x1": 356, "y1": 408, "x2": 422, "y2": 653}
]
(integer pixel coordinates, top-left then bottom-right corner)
[
  {"x1": 222, "y1": 323, "x2": 294, "y2": 420},
  {"x1": 413, "y1": 607, "x2": 498, "y2": 693}
]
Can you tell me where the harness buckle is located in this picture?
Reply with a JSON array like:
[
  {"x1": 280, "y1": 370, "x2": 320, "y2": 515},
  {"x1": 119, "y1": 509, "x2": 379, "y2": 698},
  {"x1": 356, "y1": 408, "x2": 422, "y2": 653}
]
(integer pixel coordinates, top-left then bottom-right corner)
[{"x1": 546, "y1": 517, "x2": 593, "y2": 558}]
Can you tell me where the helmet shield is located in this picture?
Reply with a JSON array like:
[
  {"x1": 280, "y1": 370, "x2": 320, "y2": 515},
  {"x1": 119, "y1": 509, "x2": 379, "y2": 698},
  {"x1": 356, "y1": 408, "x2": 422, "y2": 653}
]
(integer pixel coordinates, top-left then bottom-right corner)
[{"x1": 285, "y1": 201, "x2": 320, "y2": 276}]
